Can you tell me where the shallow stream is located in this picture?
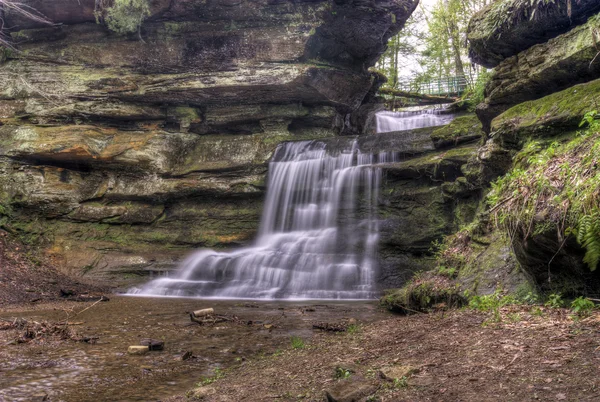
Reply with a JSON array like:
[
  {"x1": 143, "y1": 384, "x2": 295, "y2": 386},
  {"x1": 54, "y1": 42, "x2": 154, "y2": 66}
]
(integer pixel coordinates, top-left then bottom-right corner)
[{"x1": 0, "y1": 296, "x2": 386, "y2": 401}]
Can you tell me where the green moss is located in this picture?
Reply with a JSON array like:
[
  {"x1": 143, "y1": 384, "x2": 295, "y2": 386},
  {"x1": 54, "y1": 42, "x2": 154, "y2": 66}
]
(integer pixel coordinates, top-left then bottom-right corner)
[
  {"x1": 492, "y1": 79, "x2": 600, "y2": 138},
  {"x1": 431, "y1": 115, "x2": 482, "y2": 147}
]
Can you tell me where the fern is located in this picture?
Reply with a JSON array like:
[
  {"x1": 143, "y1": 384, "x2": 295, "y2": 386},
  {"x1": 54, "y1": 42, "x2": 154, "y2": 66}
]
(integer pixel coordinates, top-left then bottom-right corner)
[{"x1": 577, "y1": 209, "x2": 600, "y2": 271}]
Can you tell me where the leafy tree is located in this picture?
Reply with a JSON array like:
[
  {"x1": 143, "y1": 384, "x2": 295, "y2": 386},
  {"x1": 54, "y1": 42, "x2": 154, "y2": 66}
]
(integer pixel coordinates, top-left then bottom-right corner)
[
  {"x1": 377, "y1": 0, "x2": 489, "y2": 92},
  {"x1": 98, "y1": 0, "x2": 151, "y2": 36}
]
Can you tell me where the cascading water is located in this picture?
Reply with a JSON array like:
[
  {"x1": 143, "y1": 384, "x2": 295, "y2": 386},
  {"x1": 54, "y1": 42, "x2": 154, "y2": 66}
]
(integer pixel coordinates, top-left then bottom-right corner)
[
  {"x1": 131, "y1": 140, "x2": 396, "y2": 300},
  {"x1": 376, "y1": 108, "x2": 455, "y2": 133}
]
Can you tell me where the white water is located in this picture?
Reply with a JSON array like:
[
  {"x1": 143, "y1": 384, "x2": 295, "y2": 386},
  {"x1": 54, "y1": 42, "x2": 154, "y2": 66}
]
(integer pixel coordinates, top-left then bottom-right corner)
[
  {"x1": 131, "y1": 140, "x2": 398, "y2": 300},
  {"x1": 376, "y1": 109, "x2": 455, "y2": 133}
]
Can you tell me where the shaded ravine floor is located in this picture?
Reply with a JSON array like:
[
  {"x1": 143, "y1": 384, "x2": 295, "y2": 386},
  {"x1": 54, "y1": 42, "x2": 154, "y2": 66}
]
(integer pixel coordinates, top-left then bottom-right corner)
[
  {"x1": 168, "y1": 306, "x2": 600, "y2": 402},
  {"x1": 0, "y1": 296, "x2": 388, "y2": 401}
]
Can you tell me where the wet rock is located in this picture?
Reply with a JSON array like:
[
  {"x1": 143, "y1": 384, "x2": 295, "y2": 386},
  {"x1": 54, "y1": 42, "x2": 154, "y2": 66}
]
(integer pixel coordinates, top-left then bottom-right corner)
[
  {"x1": 325, "y1": 378, "x2": 378, "y2": 402},
  {"x1": 128, "y1": 346, "x2": 150, "y2": 355},
  {"x1": 139, "y1": 338, "x2": 164, "y2": 351},
  {"x1": 60, "y1": 289, "x2": 76, "y2": 297},
  {"x1": 192, "y1": 308, "x2": 214, "y2": 318}
]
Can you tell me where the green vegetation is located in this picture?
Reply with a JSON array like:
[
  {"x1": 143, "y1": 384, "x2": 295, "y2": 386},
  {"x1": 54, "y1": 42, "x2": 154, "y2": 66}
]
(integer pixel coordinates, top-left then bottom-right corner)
[
  {"x1": 376, "y1": 0, "x2": 488, "y2": 98},
  {"x1": 290, "y1": 336, "x2": 305, "y2": 350},
  {"x1": 544, "y1": 293, "x2": 564, "y2": 308},
  {"x1": 487, "y1": 113, "x2": 600, "y2": 271},
  {"x1": 98, "y1": 0, "x2": 151, "y2": 35},
  {"x1": 335, "y1": 367, "x2": 352, "y2": 380},
  {"x1": 469, "y1": 290, "x2": 516, "y2": 322},
  {"x1": 461, "y1": 69, "x2": 492, "y2": 110},
  {"x1": 346, "y1": 323, "x2": 360, "y2": 335},
  {"x1": 571, "y1": 296, "x2": 596, "y2": 317},
  {"x1": 197, "y1": 368, "x2": 225, "y2": 386}
]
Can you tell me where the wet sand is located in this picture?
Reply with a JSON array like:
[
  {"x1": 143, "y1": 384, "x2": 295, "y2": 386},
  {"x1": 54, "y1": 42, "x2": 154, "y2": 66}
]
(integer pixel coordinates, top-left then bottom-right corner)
[{"x1": 0, "y1": 296, "x2": 388, "y2": 401}]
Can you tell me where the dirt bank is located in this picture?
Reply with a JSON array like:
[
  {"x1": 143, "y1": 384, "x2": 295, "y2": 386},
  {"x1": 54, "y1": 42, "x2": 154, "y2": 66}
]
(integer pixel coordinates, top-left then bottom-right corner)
[
  {"x1": 0, "y1": 230, "x2": 105, "y2": 308},
  {"x1": 173, "y1": 306, "x2": 600, "y2": 402}
]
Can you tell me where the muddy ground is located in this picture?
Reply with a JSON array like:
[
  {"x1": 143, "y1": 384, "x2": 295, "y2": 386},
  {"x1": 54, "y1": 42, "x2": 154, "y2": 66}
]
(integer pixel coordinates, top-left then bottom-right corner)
[
  {"x1": 0, "y1": 297, "x2": 388, "y2": 401},
  {"x1": 2, "y1": 298, "x2": 599, "y2": 402}
]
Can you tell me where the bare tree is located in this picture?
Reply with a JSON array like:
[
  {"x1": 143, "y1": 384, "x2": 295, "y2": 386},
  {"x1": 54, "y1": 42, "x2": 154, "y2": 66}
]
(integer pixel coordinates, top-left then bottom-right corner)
[{"x1": 0, "y1": 0, "x2": 53, "y2": 49}]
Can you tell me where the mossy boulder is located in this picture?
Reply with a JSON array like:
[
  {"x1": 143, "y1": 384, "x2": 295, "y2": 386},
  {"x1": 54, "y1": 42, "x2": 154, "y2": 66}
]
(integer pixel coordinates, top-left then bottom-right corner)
[
  {"x1": 381, "y1": 274, "x2": 466, "y2": 314},
  {"x1": 492, "y1": 78, "x2": 600, "y2": 145},
  {"x1": 431, "y1": 115, "x2": 483, "y2": 149}
]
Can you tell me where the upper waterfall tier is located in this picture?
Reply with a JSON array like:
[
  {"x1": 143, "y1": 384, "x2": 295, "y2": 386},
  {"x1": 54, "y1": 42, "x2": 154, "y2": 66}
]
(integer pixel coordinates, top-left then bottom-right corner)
[{"x1": 376, "y1": 109, "x2": 455, "y2": 133}]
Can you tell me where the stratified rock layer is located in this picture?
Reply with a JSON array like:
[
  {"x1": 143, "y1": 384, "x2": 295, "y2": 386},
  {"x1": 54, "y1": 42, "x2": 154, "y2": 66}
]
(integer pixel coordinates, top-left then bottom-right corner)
[{"x1": 0, "y1": 0, "x2": 419, "y2": 285}]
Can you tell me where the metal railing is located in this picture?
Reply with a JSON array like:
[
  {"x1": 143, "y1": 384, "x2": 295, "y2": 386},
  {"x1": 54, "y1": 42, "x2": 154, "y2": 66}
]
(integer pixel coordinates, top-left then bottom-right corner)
[{"x1": 396, "y1": 75, "x2": 470, "y2": 96}]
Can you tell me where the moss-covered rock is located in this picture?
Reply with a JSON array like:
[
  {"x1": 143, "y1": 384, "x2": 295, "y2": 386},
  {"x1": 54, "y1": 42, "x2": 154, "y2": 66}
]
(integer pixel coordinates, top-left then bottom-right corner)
[
  {"x1": 485, "y1": 130, "x2": 600, "y2": 295},
  {"x1": 467, "y1": 0, "x2": 600, "y2": 68},
  {"x1": 431, "y1": 115, "x2": 483, "y2": 149},
  {"x1": 381, "y1": 274, "x2": 465, "y2": 314},
  {"x1": 491, "y1": 79, "x2": 600, "y2": 143},
  {"x1": 476, "y1": 14, "x2": 600, "y2": 132}
]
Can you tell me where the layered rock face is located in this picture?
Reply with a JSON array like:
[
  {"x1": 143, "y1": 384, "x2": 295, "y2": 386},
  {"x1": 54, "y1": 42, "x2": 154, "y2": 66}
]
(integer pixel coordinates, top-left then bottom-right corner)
[
  {"x1": 0, "y1": 0, "x2": 418, "y2": 285},
  {"x1": 468, "y1": 1, "x2": 600, "y2": 295},
  {"x1": 469, "y1": 2, "x2": 600, "y2": 132}
]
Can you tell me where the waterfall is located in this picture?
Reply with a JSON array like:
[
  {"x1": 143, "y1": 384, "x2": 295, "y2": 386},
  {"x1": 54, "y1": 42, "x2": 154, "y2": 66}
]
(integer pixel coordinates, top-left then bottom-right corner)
[
  {"x1": 376, "y1": 109, "x2": 455, "y2": 133},
  {"x1": 130, "y1": 140, "x2": 395, "y2": 300}
]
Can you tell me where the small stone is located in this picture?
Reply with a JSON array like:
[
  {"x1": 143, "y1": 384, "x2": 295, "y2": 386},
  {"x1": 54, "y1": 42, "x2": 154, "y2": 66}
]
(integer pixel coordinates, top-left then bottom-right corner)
[
  {"x1": 128, "y1": 346, "x2": 149, "y2": 355},
  {"x1": 379, "y1": 365, "x2": 419, "y2": 382},
  {"x1": 31, "y1": 392, "x2": 48, "y2": 401},
  {"x1": 347, "y1": 318, "x2": 357, "y2": 325},
  {"x1": 139, "y1": 338, "x2": 164, "y2": 351},
  {"x1": 179, "y1": 351, "x2": 193, "y2": 361}
]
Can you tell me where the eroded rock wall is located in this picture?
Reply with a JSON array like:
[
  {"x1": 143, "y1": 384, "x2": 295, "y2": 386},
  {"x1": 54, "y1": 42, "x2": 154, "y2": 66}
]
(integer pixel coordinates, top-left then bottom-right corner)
[
  {"x1": 466, "y1": 0, "x2": 600, "y2": 296},
  {"x1": 0, "y1": 0, "x2": 418, "y2": 286}
]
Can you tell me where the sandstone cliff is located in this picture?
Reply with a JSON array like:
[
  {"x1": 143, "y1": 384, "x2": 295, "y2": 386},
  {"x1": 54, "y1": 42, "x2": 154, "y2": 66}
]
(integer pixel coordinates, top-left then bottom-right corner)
[{"x1": 0, "y1": 0, "x2": 418, "y2": 285}]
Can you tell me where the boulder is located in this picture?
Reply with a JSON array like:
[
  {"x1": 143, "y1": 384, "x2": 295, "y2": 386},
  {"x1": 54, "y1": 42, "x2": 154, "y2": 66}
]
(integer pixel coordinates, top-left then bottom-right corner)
[
  {"x1": 467, "y1": 0, "x2": 600, "y2": 68},
  {"x1": 491, "y1": 78, "x2": 600, "y2": 144}
]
